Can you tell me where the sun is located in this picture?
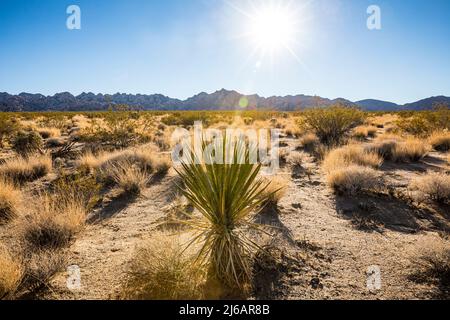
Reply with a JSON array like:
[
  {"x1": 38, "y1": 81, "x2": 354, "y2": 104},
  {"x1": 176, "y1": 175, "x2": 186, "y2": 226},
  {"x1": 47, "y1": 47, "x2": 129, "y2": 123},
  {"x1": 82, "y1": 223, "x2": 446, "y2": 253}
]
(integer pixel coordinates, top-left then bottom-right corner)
[
  {"x1": 247, "y1": 4, "x2": 297, "y2": 55},
  {"x1": 228, "y1": 0, "x2": 308, "y2": 66}
]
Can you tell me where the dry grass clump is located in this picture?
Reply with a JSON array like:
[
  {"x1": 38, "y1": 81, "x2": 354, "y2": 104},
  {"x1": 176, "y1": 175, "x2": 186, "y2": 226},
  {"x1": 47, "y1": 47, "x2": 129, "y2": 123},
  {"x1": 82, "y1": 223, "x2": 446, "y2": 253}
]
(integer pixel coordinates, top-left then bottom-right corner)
[
  {"x1": 323, "y1": 145, "x2": 383, "y2": 172},
  {"x1": 365, "y1": 139, "x2": 399, "y2": 161},
  {"x1": 288, "y1": 152, "x2": 305, "y2": 168},
  {"x1": 0, "y1": 244, "x2": 23, "y2": 299},
  {"x1": 410, "y1": 172, "x2": 450, "y2": 204},
  {"x1": 429, "y1": 131, "x2": 450, "y2": 152},
  {"x1": 410, "y1": 239, "x2": 450, "y2": 293},
  {"x1": 0, "y1": 155, "x2": 52, "y2": 184},
  {"x1": 392, "y1": 138, "x2": 430, "y2": 162},
  {"x1": 120, "y1": 233, "x2": 205, "y2": 300},
  {"x1": 299, "y1": 133, "x2": 320, "y2": 153},
  {"x1": 11, "y1": 131, "x2": 43, "y2": 156},
  {"x1": 259, "y1": 176, "x2": 288, "y2": 207},
  {"x1": 0, "y1": 179, "x2": 22, "y2": 224},
  {"x1": 326, "y1": 165, "x2": 382, "y2": 195},
  {"x1": 107, "y1": 161, "x2": 149, "y2": 196},
  {"x1": 20, "y1": 249, "x2": 67, "y2": 292},
  {"x1": 37, "y1": 127, "x2": 61, "y2": 139},
  {"x1": 78, "y1": 145, "x2": 162, "y2": 174},
  {"x1": 353, "y1": 125, "x2": 378, "y2": 140},
  {"x1": 20, "y1": 194, "x2": 87, "y2": 251}
]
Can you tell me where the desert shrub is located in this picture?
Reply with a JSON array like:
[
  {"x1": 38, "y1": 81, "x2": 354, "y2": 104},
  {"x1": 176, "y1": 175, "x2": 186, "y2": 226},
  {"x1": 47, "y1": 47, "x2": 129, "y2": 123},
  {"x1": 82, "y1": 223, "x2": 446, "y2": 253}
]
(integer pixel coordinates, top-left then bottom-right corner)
[
  {"x1": 299, "y1": 133, "x2": 320, "y2": 153},
  {"x1": 326, "y1": 165, "x2": 382, "y2": 195},
  {"x1": 0, "y1": 156, "x2": 52, "y2": 184},
  {"x1": 410, "y1": 239, "x2": 450, "y2": 293},
  {"x1": 323, "y1": 145, "x2": 383, "y2": 172},
  {"x1": 176, "y1": 137, "x2": 272, "y2": 294},
  {"x1": 11, "y1": 131, "x2": 43, "y2": 157},
  {"x1": 429, "y1": 131, "x2": 450, "y2": 152},
  {"x1": 0, "y1": 179, "x2": 22, "y2": 224},
  {"x1": 392, "y1": 138, "x2": 430, "y2": 162},
  {"x1": 120, "y1": 233, "x2": 205, "y2": 300},
  {"x1": 410, "y1": 172, "x2": 450, "y2": 204},
  {"x1": 50, "y1": 172, "x2": 102, "y2": 211},
  {"x1": 287, "y1": 152, "x2": 304, "y2": 168},
  {"x1": 397, "y1": 116, "x2": 432, "y2": 137},
  {"x1": 106, "y1": 161, "x2": 149, "y2": 196},
  {"x1": 398, "y1": 107, "x2": 450, "y2": 137},
  {"x1": 20, "y1": 249, "x2": 67, "y2": 292},
  {"x1": 0, "y1": 244, "x2": 23, "y2": 299},
  {"x1": 365, "y1": 139, "x2": 399, "y2": 160},
  {"x1": 37, "y1": 127, "x2": 61, "y2": 139},
  {"x1": 0, "y1": 116, "x2": 20, "y2": 148},
  {"x1": 302, "y1": 106, "x2": 365, "y2": 146},
  {"x1": 20, "y1": 194, "x2": 87, "y2": 251}
]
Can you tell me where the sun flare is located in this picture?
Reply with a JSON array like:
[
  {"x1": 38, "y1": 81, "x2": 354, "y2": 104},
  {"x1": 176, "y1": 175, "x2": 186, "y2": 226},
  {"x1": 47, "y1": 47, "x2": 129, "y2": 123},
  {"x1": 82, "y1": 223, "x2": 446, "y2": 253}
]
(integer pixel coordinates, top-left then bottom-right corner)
[
  {"x1": 247, "y1": 4, "x2": 297, "y2": 54},
  {"x1": 229, "y1": 0, "x2": 308, "y2": 67}
]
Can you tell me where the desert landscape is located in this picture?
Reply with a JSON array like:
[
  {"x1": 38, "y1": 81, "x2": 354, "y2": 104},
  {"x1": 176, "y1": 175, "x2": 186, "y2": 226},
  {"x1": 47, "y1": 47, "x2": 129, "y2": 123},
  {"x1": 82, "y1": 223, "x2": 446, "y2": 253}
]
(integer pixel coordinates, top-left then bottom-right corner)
[{"x1": 1, "y1": 106, "x2": 449, "y2": 300}]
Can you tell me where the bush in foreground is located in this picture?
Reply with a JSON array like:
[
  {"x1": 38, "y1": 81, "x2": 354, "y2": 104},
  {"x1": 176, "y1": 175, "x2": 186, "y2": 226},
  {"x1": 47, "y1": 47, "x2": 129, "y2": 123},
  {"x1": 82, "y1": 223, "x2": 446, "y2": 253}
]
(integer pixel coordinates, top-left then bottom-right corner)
[
  {"x1": 20, "y1": 194, "x2": 87, "y2": 251},
  {"x1": 120, "y1": 233, "x2": 205, "y2": 300},
  {"x1": 0, "y1": 156, "x2": 52, "y2": 184},
  {"x1": 410, "y1": 172, "x2": 450, "y2": 204},
  {"x1": 176, "y1": 137, "x2": 272, "y2": 294},
  {"x1": 429, "y1": 132, "x2": 450, "y2": 152},
  {"x1": 323, "y1": 144, "x2": 383, "y2": 173},
  {"x1": 326, "y1": 165, "x2": 382, "y2": 195},
  {"x1": 0, "y1": 244, "x2": 23, "y2": 300},
  {"x1": 0, "y1": 179, "x2": 22, "y2": 224}
]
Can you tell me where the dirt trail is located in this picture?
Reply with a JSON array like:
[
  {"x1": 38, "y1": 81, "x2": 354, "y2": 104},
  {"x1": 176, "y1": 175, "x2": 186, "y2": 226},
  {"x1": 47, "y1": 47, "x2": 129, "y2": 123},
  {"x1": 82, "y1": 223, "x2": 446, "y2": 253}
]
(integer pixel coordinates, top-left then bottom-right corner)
[{"x1": 45, "y1": 138, "x2": 446, "y2": 300}]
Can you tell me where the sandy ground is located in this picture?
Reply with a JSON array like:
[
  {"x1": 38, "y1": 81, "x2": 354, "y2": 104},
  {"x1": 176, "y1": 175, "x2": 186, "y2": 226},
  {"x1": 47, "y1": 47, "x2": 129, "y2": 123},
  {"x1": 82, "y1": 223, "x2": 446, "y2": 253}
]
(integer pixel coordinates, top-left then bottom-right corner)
[{"x1": 38, "y1": 135, "x2": 449, "y2": 300}]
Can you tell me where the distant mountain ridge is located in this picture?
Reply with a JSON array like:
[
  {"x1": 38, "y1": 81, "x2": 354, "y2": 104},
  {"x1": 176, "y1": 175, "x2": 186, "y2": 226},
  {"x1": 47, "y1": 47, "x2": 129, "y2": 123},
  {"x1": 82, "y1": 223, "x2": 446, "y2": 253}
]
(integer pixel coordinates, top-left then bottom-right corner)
[{"x1": 0, "y1": 90, "x2": 448, "y2": 112}]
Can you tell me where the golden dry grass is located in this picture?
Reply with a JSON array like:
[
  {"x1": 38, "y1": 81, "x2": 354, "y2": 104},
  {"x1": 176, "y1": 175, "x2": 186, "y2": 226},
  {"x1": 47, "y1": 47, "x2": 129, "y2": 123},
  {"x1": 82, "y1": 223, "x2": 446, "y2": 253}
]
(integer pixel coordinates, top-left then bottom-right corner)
[
  {"x1": 326, "y1": 165, "x2": 382, "y2": 195},
  {"x1": 0, "y1": 179, "x2": 22, "y2": 224},
  {"x1": 299, "y1": 133, "x2": 320, "y2": 153},
  {"x1": 0, "y1": 155, "x2": 52, "y2": 184},
  {"x1": 0, "y1": 244, "x2": 23, "y2": 299},
  {"x1": 429, "y1": 131, "x2": 450, "y2": 152},
  {"x1": 323, "y1": 144, "x2": 383, "y2": 173},
  {"x1": 120, "y1": 233, "x2": 205, "y2": 300},
  {"x1": 410, "y1": 172, "x2": 450, "y2": 204},
  {"x1": 392, "y1": 138, "x2": 430, "y2": 162},
  {"x1": 78, "y1": 145, "x2": 161, "y2": 174},
  {"x1": 107, "y1": 161, "x2": 149, "y2": 196},
  {"x1": 410, "y1": 238, "x2": 450, "y2": 291},
  {"x1": 353, "y1": 125, "x2": 378, "y2": 139},
  {"x1": 19, "y1": 193, "x2": 87, "y2": 251}
]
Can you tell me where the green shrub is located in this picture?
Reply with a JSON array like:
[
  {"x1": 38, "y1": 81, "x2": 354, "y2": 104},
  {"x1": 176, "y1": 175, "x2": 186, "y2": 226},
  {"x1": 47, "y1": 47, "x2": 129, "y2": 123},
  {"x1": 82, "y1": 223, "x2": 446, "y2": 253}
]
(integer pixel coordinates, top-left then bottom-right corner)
[{"x1": 302, "y1": 106, "x2": 365, "y2": 146}]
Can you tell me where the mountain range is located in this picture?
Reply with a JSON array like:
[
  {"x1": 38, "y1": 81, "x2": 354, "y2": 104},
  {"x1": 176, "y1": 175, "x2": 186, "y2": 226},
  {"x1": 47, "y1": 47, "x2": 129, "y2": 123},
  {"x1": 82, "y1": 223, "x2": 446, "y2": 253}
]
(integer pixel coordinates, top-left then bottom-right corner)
[{"x1": 0, "y1": 90, "x2": 449, "y2": 112}]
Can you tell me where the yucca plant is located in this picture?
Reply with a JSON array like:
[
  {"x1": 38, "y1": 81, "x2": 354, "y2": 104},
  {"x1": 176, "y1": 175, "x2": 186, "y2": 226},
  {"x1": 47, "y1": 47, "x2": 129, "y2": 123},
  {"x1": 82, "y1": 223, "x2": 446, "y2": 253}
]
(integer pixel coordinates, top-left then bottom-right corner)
[{"x1": 175, "y1": 135, "x2": 272, "y2": 293}]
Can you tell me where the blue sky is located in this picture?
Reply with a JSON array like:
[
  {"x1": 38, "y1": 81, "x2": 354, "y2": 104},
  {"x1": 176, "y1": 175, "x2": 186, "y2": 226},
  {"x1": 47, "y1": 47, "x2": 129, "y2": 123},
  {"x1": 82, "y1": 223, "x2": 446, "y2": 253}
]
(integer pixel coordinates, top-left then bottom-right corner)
[{"x1": 0, "y1": 0, "x2": 449, "y2": 104}]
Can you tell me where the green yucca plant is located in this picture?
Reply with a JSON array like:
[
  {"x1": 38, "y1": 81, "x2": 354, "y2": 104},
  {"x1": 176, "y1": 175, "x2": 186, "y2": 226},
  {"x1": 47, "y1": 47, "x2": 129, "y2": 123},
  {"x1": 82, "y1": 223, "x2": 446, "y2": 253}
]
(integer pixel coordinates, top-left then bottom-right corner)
[{"x1": 175, "y1": 135, "x2": 272, "y2": 293}]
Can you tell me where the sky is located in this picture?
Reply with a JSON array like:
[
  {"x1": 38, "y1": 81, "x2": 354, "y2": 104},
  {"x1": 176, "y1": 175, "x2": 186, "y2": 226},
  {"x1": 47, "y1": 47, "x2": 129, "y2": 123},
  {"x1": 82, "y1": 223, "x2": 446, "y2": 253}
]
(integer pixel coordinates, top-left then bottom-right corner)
[{"x1": 0, "y1": 0, "x2": 449, "y2": 104}]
